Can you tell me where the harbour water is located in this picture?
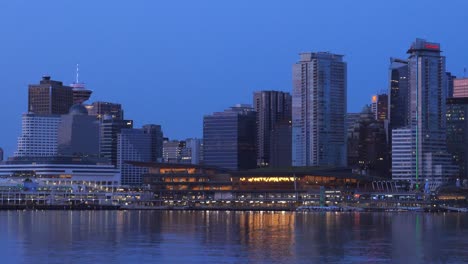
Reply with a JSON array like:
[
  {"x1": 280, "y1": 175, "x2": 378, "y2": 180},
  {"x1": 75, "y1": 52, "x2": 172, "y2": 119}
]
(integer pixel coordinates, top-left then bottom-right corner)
[{"x1": 1, "y1": 211, "x2": 468, "y2": 263}]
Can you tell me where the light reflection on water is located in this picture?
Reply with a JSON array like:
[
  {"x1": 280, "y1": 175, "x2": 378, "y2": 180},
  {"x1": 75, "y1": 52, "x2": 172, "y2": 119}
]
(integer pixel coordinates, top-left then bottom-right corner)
[{"x1": 0, "y1": 211, "x2": 467, "y2": 263}]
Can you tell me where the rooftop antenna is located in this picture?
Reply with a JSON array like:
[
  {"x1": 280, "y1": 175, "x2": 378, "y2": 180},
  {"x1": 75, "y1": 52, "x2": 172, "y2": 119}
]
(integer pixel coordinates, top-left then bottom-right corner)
[{"x1": 75, "y1": 63, "x2": 79, "y2": 83}]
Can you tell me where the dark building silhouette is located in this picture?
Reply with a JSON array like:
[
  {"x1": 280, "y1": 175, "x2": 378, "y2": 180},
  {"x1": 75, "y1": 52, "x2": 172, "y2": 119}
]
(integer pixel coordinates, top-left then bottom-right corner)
[
  {"x1": 348, "y1": 106, "x2": 390, "y2": 177},
  {"x1": 0, "y1": 148, "x2": 3, "y2": 162},
  {"x1": 389, "y1": 58, "x2": 409, "y2": 129},
  {"x1": 57, "y1": 105, "x2": 100, "y2": 158},
  {"x1": 28, "y1": 76, "x2": 74, "y2": 115},
  {"x1": 87, "y1": 101, "x2": 124, "y2": 120},
  {"x1": 446, "y1": 72, "x2": 456, "y2": 98},
  {"x1": 99, "y1": 117, "x2": 133, "y2": 165},
  {"x1": 269, "y1": 120, "x2": 292, "y2": 168},
  {"x1": 253, "y1": 91, "x2": 292, "y2": 167},
  {"x1": 447, "y1": 97, "x2": 468, "y2": 179},
  {"x1": 203, "y1": 104, "x2": 256, "y2": 170},
  {"x1": 143, "y1": 124, "x2": 164, "y2": 162}
]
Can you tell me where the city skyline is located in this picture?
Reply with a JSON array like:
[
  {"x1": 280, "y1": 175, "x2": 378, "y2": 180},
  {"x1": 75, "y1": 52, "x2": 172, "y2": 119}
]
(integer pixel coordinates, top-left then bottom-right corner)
[{"x1": 2, "y1": 1, "x2": 468, "y2": 156}]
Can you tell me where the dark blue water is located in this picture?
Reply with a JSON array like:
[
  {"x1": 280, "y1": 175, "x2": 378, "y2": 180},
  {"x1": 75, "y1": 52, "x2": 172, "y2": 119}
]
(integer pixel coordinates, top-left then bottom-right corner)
[{"x1": 0, "y1": 211, "x2": 467, "y2": 263}]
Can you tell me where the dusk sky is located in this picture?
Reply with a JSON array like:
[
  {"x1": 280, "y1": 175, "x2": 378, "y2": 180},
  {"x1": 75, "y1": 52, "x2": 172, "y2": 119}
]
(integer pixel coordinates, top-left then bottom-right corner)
[{"x1": 1, "y1": 0, "x2": 468, "y2": 155}]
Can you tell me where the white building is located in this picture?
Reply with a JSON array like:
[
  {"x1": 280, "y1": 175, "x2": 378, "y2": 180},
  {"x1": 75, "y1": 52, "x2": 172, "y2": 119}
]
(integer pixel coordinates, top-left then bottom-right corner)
[{"x1": 14, "y1": 113, "x2": 61, "y2": 157}]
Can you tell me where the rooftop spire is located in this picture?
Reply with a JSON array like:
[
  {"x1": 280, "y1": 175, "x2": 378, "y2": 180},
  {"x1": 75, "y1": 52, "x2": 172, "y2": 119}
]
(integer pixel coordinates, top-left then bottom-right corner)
[{"x1": 76, "y1": 63, "x2": 79, "y2": 84}]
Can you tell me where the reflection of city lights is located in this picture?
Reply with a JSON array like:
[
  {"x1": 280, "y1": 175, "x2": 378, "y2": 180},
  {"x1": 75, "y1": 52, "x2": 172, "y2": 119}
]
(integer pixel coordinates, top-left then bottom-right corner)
[{"x1": 240, "y1": 177, "x2": 295, "y2": 182}]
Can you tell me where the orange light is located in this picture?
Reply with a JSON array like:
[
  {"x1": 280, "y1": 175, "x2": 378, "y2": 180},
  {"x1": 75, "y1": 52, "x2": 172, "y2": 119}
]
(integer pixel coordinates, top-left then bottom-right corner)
[{"x1": 372, "y1": 95, "x2": 377, "y2": 103}]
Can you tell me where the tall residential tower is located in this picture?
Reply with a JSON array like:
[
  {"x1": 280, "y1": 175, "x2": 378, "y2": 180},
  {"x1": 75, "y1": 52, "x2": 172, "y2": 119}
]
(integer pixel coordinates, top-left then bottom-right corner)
[{"x1": 292, "y1": 52, "x2": 347, "y2": 167}]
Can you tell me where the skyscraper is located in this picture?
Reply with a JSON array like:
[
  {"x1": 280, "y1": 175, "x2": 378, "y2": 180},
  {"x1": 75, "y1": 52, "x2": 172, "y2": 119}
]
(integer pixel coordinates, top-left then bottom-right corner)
[
  {"x1": 142, "y1": 124, "x2": 164, "y2": 162},
  {"x1": 253, "y1": 91, "x2": 292, "y2": 167},
  {"x1": 100, "y1": 117, "x2": 133, "y2": 165},
  {"x1": 181, "y1": 138, "x2": 202, "y2": 165},
  {"x1": 203, "y1": 104, "x2": 256, "y2": 170},
  {"x1": 392, "y1": 39, "x2": 458, "y2": 189},
  {"x1": 15, "y1": 114, "x2": 61, "y2": 157},
  {"x1": 0, "y1": 148, "x2": 4, "y2": 162},
  {"x1": 28, "y1": 76, "x2": 74, "y2": 115},
  {"x1": 389, "y1": 58, "x2": 409, "y2": 129},
  {"x1": 446, "y1": 97, "x2": 468, "y2": 179},
  {"x1": 292, "y1": 52, "x2": 347, "y2": 167},
  {"x1": 162, "y1": 140, "x2": 185, "y2": 163},
  {"x1": 117, "y1": 128, "x2": 151, "y2": 185},
  {"x1": 371, "y1": 94, "x2": 388, "y2": 121},
  {"x1": 57, "y1": 104, "x2": 100, "y2": 158}
]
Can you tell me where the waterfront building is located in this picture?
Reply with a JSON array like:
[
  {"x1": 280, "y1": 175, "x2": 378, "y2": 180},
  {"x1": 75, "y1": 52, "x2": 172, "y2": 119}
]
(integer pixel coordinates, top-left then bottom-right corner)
[
  {"x1": 371, "y1": 94, "x2": 388, "y2": 121},
  {"x1": 133, "y1": 162, "x2": 371, "y2": 207},
  {"x1": 446, "y1": 97, "x2": 468, "y2": 179},
  {"x1": 162, "y1": 140, "x2": 185, "y2": 163},
  {"x1": 87, "y1": 101, "x2": 124, "y2": 120},
  {"x1": 28, "y1": 76, "x2": 74, "y2": 115},
  {"x1": 203, "y1": 104, "x2": 257, "y2": 170},
  {"x1": 347, "y1": 106, "x2": 390, "y2": 177},
  {"x1": 453, "y1": 78, "x2": 468, "y2": 98},
  {"x1": 0, "y1": 156, "x2": 120, "y2": 187},
  {"x1": 117, "y1": 128, "x2": 151, "y2": 185},
  {"x1": 99, "y1": 117, "x2": 133, "y2": 165},
  {"x1": 389, "y1": 58, "x2": 409, "y2": 130},
  {"x1": 14, "y1": 113, "x2": 61, "y2": 157},
  {"x1": 292, "y1": 52, "x2": 347, "y2": 167},
  {"x1": 57, "y1": 104, "x2": 100, "y2": 158},
  {"x1": 391, "y1": 39, "x2": 458, "y2": 189},
  {"x1": 143, "y1": 124, "x2": 164, "y2": 162},
  {"x1": 253, "y1": 91, "x2": 292, "y2": 167}
]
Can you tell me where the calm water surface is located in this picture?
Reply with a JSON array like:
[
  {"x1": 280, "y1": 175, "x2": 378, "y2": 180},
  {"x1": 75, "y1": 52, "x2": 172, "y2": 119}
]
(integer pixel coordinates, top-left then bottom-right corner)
[{"x1": 0, "y1": 210, "x2": 468, "y2": 263}]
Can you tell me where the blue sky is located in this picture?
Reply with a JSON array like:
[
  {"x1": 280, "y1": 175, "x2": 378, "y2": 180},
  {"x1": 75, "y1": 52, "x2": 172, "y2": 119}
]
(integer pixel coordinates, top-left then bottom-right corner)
[{"x1": 1, "y1": 0, "x2": 468, "y2": 156}]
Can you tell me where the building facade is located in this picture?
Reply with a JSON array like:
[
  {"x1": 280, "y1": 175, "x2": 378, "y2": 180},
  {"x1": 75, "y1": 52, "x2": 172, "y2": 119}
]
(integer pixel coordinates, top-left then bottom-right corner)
[
  {"x1": 292, "y1": 52, "x2": 347, "y2": 167},
  {"x1": 253, "y1": 91, "x2": 292, "y2": 167},
  {"x1": 446, "y1": 97, "x2": 468, "y2": 179},
  {"x1": 87, "y1": 101, "x2": 124, "y2": 120},
  {"x1": 28, "y1": 76, "x2": 74, "y2": 115},
  {"x1": 371, "y1": 94, "x2": 388, "y2": 121},
  {"x1": 15, "y1": 114, "x2": 61, "y2": 157},
  {"x1": 100, "y1": 118, "x2": 134, "y2": 165},
  {"x1": 203, "y1": 105, "x2": 256, "y2": 170},
  {"x1": 389, "y1": 58, "x2": 409, "y2": 130},
  {"x1": 57, "y1": 105, "x2": 100, "y2": 158},
  {"x1": 117, "y1": 129, "x2": 151, "y2": 185},
  {"x1": 453, "y1": 78, "x2": 468, "y2": 98},
  {"x1": 392, "y1": 39, "x2": 458, "y2": 188},
  {"x1": 143, "y1": 124, "x2": 164, "y2": 162}
]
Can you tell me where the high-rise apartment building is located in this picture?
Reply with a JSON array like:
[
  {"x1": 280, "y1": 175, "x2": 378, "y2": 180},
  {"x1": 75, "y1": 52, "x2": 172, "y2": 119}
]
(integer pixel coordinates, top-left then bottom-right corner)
[
  {"x1": 203, "y1": 104, "x2": 256, "y2": 170},
  {"x1": 100, "y1": 118, "x2": 133, "y2": 165},
  {"x1": 117, "y1": 128, "x2": 151, "y2": 185},
  {"x1": 28, "y1": 76, "x2": 74, "y2": 115},
  {"x1": 15, "y1": 114, "x2": 61, "y2": 157},
  {"x1": 253, "y1": 91, "x2": 292, "y2": 167},
  {"x1": 292, "y1": 52, "x2": 347, "y2": 167},
  {"x1": 142, "y1": 124, "x2": 164, "y2": 162},
  {"x1": 392, "y1": 39, "x2": 458, "y2": 189}
]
